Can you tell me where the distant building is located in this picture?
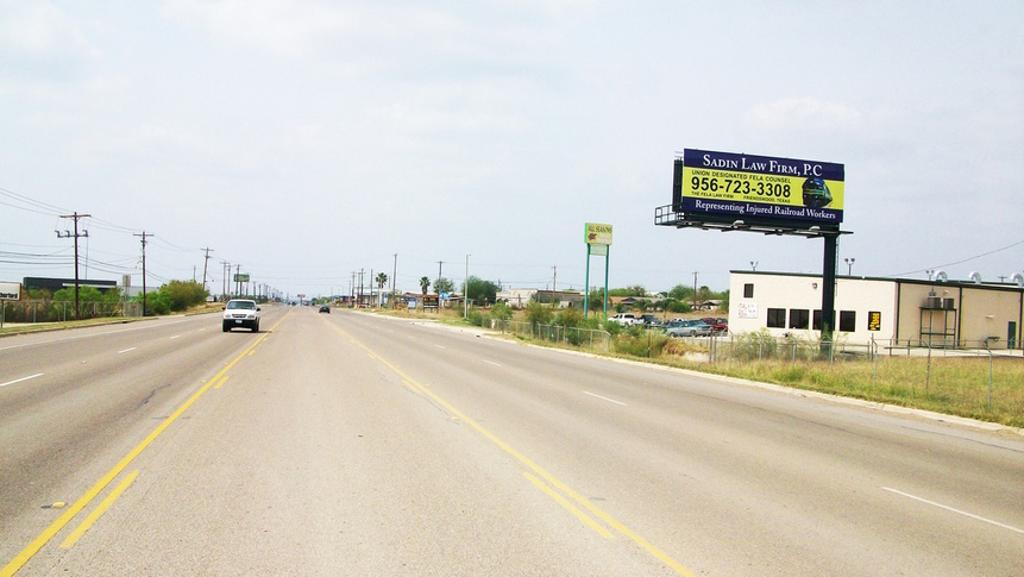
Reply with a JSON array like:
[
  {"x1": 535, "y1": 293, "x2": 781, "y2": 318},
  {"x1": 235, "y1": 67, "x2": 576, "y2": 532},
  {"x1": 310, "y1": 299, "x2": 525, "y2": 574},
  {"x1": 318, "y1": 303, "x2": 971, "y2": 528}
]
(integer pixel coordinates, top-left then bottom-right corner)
[
  {"x1": 23, "y1": 277, "x2": 118, "y2": 294},
  {"x1": 533, "y1": 290, "x2": 584, "y2": 308},
  {"x1": 729, "y1": 271, "x2": 1023, "y2": 350},
  {"x1": 496, "y1": 288, "x2": 537, "y2": 308}
]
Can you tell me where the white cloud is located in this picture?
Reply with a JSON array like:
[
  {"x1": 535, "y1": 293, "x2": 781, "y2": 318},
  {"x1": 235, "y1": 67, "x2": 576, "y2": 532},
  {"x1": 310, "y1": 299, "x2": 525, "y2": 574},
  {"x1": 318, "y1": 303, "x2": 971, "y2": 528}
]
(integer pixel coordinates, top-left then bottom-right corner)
[
  {"x1": 160, "y1": 0, "x2": 357, "y2": 57},
  {"x1": 747, "y1": 97, "x2": 863, "y2": 131},
  {"x1": 0, "y1": 1, "x2": 91, "y2": 57}
]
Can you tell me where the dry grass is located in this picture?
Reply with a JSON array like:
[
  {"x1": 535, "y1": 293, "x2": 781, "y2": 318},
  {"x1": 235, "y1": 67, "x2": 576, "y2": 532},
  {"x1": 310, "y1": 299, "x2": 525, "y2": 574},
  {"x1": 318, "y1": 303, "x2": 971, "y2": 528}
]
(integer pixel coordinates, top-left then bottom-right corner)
[{"x1": 660, "y1": 355, "x2": 1024, "y2": 428}]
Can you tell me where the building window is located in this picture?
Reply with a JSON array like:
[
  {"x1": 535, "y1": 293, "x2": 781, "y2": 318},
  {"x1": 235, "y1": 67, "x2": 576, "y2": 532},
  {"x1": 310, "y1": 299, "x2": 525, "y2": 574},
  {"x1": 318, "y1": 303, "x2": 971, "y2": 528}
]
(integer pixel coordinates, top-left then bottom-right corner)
[
  {"x1": 767, "y1": 308, "x2": 786, "y2": 328},
  {"x1": 812, "y1": 310, "x2": 822, "y2": 330},
  {"x1": 789, "y1": 309, "x2": 810, "y2": 329},
  {"x1": 743, "y1": 283, "x2": 754, "y2": 298},
  {"x1": 840, "y1": 310, "x2": 856, "y2": 332}
]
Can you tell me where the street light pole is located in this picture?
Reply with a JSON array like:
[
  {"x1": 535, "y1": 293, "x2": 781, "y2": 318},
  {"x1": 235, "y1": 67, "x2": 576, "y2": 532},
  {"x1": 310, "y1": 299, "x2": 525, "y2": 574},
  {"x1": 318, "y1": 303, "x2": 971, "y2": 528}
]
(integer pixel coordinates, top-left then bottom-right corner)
[
  {"x1": 464, "y1": 254, "x2": 470, "y2": 319},
  {"x1": 844, "y1": 257, "x2": 856, "y2": 276}
]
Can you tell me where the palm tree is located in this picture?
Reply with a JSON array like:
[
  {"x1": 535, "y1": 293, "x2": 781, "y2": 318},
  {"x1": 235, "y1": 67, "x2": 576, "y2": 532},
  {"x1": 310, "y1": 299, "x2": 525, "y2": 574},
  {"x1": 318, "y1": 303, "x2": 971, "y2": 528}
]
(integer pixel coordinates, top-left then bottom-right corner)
[
  {"x1": 375, "y1": 272, "x2": 388, "y2": 290},
  {"x1": 419, "y1": 276, "x2": 430, "y2": 295}
]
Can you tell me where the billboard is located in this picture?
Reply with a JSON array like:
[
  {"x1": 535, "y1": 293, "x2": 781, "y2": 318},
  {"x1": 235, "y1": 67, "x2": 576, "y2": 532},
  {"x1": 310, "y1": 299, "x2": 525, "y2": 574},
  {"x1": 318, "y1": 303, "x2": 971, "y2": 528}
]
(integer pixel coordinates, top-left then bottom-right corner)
[
  {"x1": 674, "y1": 149, "x2": 844, "y2": 226},
  {"x1": 0, "y1": 282, "x2": 21, "y2": 301},
  {"x1": 234, "y1": 273, "x2": 250, "y2": 283},
  {"x1": 585, "y1": 223, "x2": 613, "y2": 245}
]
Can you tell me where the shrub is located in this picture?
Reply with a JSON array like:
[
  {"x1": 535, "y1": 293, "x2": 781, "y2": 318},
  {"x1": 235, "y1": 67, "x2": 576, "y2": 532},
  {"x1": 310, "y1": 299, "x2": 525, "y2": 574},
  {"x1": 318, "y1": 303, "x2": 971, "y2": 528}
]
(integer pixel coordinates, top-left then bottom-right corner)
[
  {"x1": 467, "y1": 309, "x2": 486, "y2": 327},
  {"x1": 525, "y1": 301, "x2": 553, "y2": 329},
  {"x1": 727, "y1": 329, "x2": 778, "y2": 360},
  {"x1": 554, "y1": 307, "x2": 583, "y2": 328},
  {"x1": 490, "y1": 302, "x2": 513, "y2": 321},
  {"x1": 613, "y1": 329, "x2": 668, "y2": 358}
]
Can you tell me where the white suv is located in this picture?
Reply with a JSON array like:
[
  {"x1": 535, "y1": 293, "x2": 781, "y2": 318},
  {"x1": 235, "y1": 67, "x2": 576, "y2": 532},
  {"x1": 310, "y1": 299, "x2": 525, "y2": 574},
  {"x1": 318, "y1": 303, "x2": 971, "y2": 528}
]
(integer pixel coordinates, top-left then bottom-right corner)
[{"x1": 222, "y1": 299, "x2": 261, "y2": 332}]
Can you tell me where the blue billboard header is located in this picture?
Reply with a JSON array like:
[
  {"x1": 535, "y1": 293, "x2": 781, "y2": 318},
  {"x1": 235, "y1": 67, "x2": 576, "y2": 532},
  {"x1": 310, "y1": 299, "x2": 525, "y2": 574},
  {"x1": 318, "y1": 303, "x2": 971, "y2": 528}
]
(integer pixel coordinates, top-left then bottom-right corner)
[{"x1": 682, "y1": 149, "x2": 844, "y2": 182}]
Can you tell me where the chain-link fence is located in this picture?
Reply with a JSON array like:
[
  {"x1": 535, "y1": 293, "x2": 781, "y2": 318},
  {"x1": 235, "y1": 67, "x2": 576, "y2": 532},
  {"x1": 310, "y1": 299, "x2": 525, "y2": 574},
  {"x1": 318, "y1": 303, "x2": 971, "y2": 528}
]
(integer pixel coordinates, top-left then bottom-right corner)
[
  {"x1": 0, "y1": 300, "x2": 143, "y2": 326},
  {"x1": 662, "y1": 332, "x2": 1022, "y2": 421},
  {"x1": 490, "y1": 319, "x2": 611, "y2": 352}
]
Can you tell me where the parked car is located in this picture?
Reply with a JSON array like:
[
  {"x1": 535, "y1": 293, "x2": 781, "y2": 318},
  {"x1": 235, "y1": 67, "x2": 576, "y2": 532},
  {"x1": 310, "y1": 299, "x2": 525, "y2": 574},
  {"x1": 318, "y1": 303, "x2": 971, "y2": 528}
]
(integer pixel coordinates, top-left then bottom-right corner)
[
  {"x1": 640, "y1": 314, "x2": 663, "y2": 328},
  {"x1": 608, "y1": 313, "x2": 641, "y2": 326},
  {"x1": 222, "y1": 299, "x2": 261, "y2": 332},
  {"x1": 701, "y1": 317, "x2": 728, "y2": 334},
  {"x1": 665, "y1": 319, "x2": 712, "y2": 337}
]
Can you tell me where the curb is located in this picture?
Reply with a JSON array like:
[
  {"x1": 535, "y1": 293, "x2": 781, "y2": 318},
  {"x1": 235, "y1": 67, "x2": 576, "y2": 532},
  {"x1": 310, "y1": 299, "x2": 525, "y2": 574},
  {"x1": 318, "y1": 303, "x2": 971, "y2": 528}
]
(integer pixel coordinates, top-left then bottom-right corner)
[{"x1": 0, "y1": 316, "x2": 159, "y2": 339}]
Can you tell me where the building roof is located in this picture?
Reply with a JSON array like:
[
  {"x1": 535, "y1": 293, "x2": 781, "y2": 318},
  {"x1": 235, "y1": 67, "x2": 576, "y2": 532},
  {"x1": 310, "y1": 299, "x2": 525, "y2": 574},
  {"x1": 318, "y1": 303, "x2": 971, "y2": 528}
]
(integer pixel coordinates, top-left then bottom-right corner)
[{"x1": 729, "y1": 270, "x2": 1024, "y2": 293}]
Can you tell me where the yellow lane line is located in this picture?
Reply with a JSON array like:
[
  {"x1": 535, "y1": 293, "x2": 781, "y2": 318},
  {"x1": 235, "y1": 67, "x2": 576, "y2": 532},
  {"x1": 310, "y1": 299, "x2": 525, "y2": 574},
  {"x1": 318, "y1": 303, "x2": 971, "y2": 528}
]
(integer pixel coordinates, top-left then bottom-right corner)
[
  {"x1": 0, "y1": 312, "x2": 290, "y2": 577},
  {"x1": 59, "y1": 470, "x2": 140, "y2": 549},
  {"x1": 325, "y1": 321, "x2": 698, "y2": 577},
  {"x1": 213, "y1": 375, "x2": 230, "y2": 390},
  {"x1": 523, "y1": 472, "x2": 613, "y2": 539}
]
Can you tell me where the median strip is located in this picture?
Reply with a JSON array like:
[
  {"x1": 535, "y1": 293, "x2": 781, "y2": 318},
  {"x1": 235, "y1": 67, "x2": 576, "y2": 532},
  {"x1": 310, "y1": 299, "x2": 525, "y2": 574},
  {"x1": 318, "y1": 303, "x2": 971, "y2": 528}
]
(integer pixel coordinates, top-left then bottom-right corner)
[
  {"x1": 60, "y1": 470, "x2": 140, "y2": 549},
  {"x1": 523, "y1": 471, "x2": 613, "y2": 539}
]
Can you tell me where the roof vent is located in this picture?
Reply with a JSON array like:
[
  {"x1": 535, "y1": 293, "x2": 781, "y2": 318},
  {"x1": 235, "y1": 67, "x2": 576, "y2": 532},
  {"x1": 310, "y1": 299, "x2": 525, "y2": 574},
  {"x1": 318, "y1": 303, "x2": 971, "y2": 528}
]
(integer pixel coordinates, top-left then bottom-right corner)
[
  {"x1": 1012, "y1": 272, "x2": 1024, "y2": 288},
  {"x1": 934, "y1": 270, "x2": 948, "y2": 282},
  {"x1": 969, "y1": 271, "x2": 982, "y2": 284}
]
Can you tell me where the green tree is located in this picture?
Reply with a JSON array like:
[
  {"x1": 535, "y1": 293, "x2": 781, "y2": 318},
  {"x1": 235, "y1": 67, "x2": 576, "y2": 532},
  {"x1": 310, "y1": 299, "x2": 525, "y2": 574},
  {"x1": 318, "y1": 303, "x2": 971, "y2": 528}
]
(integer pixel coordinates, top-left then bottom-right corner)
[
  {"x1": 419, "y1": 276, "x2": 431, "y2": 295},
  {"x1": 376, "y1": 272, "x2": 388, "y2": 290},
  {"x1": 668, "y1": 284, "x2": 694, "y2": 301},
  {"x1": 466, "y1": 276, "x2": 499, "y2": 305},
  {"x1": 161, "y1": 280, "x2": 208, "y2": 311},
  {"x1": 697, "y1": 285, "x2": 712, "y2": 302},
  {"x1": 434, "y1": 277, "x2": 455, "y2": 294}
]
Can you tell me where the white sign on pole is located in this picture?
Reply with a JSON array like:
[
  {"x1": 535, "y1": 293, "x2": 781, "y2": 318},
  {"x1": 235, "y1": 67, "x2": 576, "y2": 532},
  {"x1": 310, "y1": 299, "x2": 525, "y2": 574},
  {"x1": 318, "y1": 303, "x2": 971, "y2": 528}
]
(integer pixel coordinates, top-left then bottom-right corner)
[
  {"x1": 0, "y1": 282, "x2": 21, "y2": 301},
  {"x1": 591, "y1": 244, "x2": 608, "y2": 256}
]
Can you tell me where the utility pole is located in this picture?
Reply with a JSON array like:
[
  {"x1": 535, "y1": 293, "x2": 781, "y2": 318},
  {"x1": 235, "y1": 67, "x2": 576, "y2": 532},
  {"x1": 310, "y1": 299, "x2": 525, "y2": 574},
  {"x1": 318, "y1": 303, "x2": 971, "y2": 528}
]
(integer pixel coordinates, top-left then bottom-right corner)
[
  {"x1": 692, "y1": 271, "x2": 698, "y2": 310},
  {"x1": 552, "y1": 265, "x2": 557, "y2": 292},
  {"x1": 134, "y1": 231, "x2": 153, "y2": 316},
  {"x1": 464, "y1": 254, "x2": 471, "y2": 318},
  {"x1": 235, "y1": 264, "x2": 241, "y2": 297},
  {"x1": 392, "y1": 253, "x2": 398, "y2": 298},
  {"x1": 359, "y1": 268, "x2": 364, "y2": 307},
  {"x1": 201, "y1": 247, "x2": 214, "y2": 292},
  {"x1": 351, "y1": 271, "x2": 356, "y2": 307},
  {"x1": 57, "y1": 212, "x2": 91, "y2": 320},
  {"x1": 221, "y1": 261, "x2": 229, "y2": 301},
  {"x1": 437, "y1": 261, "x2": 444, "y2": 291},
  {"x1": 370, "y1": 268, "x2": 375, "y2": 308}
]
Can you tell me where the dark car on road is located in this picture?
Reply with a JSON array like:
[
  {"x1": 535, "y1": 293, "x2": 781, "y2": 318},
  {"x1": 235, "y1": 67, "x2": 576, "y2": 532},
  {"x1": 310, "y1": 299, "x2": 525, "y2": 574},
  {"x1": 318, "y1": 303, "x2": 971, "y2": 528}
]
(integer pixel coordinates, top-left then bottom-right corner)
[{"x1": 318, "y1": 305, "x2": 330, "y2": 314}]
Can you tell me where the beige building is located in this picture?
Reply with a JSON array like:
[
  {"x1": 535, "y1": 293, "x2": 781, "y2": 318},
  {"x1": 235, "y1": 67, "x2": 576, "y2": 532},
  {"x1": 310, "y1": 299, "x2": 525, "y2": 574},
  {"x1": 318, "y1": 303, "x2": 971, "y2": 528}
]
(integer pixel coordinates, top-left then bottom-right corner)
[{"x1": 729, "y1": 271, "x2": 1023, "y2": 349}]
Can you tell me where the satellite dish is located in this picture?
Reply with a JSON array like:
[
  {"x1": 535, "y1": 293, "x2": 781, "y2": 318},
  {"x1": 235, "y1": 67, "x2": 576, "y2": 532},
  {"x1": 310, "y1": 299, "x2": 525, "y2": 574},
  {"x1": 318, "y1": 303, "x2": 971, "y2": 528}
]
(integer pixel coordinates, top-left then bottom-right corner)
[
  {"x1": 934, "y1": 270, "x2": 948, "y2": 282},
  {"x1": 969, "y1": 271, "x2": 982, "y2": 284},
  {"x1": 1012, "y1": 272, "x2": 1024, "y2": 288}
]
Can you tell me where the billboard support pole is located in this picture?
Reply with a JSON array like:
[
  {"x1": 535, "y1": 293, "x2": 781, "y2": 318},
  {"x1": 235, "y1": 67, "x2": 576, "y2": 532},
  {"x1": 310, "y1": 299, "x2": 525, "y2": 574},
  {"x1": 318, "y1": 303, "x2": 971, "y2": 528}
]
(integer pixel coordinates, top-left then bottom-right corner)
[
  {"x1": 603, "y1": 247, "x2": 610, "y2": 321},
  {"x1": 583, "y1": 244, "x2": 591, "y2": 319},
  {"x1": 821, "y1": 233, "x2": 838, "y2": 354}
]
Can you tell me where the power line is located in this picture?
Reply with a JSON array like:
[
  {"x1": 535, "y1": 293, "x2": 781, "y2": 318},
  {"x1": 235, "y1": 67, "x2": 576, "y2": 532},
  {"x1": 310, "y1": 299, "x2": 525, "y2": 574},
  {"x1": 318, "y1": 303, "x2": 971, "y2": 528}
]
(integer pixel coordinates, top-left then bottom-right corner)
[{"x1": 890, "y1": 238, "x2": 1024, "y2": 277}]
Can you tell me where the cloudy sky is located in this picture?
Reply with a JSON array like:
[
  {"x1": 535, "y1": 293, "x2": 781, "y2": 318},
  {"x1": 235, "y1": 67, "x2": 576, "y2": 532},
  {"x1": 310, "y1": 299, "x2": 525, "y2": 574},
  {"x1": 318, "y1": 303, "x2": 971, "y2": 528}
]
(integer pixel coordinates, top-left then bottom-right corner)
[{"x1": 2, "y1": 0, "x2": 1022, "y2": 297}]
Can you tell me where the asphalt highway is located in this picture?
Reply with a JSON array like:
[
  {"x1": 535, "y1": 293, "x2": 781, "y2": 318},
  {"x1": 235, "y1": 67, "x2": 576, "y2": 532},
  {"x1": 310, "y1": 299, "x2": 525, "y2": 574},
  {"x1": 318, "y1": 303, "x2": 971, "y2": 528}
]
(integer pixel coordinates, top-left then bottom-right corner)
[{"x1": 1, "y1": 307, "x2": 1021, "y2": 576}]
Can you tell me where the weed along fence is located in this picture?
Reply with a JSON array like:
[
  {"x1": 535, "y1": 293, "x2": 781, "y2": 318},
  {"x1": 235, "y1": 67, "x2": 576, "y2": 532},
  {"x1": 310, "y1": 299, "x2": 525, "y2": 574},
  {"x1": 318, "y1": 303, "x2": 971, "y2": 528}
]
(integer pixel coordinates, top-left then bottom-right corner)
[
  {"x1": 0, "y1": 300, "x2": 143, "y2": 325},
  {"x1": 681, "y1": 332, "x2": 1023, "y2": 427},
  {"x1": 491, "y1": 319, "x2": 612, "y2": 352}
]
